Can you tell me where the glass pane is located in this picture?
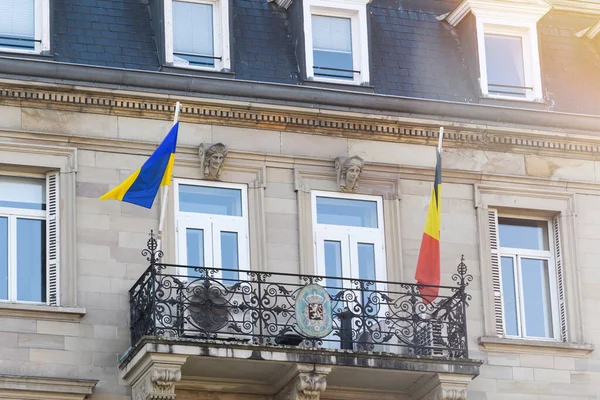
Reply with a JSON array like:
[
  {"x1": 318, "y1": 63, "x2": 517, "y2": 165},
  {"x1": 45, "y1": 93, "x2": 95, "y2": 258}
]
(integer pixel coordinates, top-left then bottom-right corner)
[
  {"x1": 186, "y1": 228, "x2": 204, "y2": 277},
  {"x1": 173, "y1": 1, "x2": 214, "y2": 67},
  {"x1": 324, "y1": 240, "x2": 343, "y2": 291},
  {"x1": 358, "y1": 243, "x2": 377, "y2": 314},
  {"x1": 0, "y1": 0, "x2": 35, "y2": 50},
  {"x1": 500, "y1": 256, "x2": 518, "y2": 336},
  {"x1": 312, "y1": 15, "x2": 353, "y2": 80},
  {"x1": 17, "y1": 218, "x2": 46, "y2": 302},
  {"x1": 316, "y1": 197, "x2": 378, "y2": 228},
  {"x1": 179, "y1": 185, "x2": 242, "y2": 216},
  {"x1": 485, "y1": 34, "x2": 526, "y2": 97},
  {"x1": 522, "y1": 258, "x2": 553, "y2": 338},
  {"x1": 220, "y1": 231, "x2": 239, "y2": 283},
  {"x1": 498, "y1": 218, "x2": 549, "y2": 251},
  {"x1": 0, "y1": 217, "x2": 7, "y2": 300},
  {"x1": 357, "y1": 243, "x2": 375, "y2": 281},
  {"x1": 0, "y1": 177, "x2": 45, "y2": 210}
]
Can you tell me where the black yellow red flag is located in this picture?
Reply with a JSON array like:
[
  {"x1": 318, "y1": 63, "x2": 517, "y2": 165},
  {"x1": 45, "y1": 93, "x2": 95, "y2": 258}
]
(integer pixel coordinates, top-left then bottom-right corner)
[{"x1": 415, "y1": 129, "x2": 443, "y2": 303}]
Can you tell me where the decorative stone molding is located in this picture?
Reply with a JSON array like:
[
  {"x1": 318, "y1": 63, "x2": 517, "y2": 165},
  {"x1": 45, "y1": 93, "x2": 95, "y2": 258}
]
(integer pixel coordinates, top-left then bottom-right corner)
[
  {"x1": 198, "y1": 142, "x2": 228, "y2": 180},
  {"x1": 275, "y1": 364, "x2": 332, "y2": 400},
  {"x1": 0, "y1": 375, "x2": 97, "y2": 400},
  {"x1": 3, "y1": 84, "x2": 600, "y2": 159},
  {"x1": 120, "y1": 352, "x2": 188, "y2": 400},
  {"x1": 335, "y1": 156, "x2": 364, "y2": 192},
  {"x1": 412, "y1": 373, "x2": 472, "y2": 400}
]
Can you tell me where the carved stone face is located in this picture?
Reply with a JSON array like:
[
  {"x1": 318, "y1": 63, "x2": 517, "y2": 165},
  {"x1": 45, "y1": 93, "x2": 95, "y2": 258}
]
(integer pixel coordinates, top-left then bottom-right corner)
[
  {"x1": 208, "y1": 153, "x2": 224, "y2": 175},
  {"x1": 345, "y1": 165, "x2": 361, "y2": 188}
]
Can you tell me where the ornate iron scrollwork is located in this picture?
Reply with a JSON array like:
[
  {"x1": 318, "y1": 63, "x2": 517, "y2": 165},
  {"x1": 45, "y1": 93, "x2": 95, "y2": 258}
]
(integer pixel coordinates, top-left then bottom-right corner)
[{"x1": 129, "y1": 232, "x2": 472, "y2": 358}]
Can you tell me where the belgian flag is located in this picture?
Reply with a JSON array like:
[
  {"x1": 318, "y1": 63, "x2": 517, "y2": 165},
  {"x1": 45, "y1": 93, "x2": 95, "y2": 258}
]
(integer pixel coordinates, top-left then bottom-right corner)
[{"x1": 415, "y1": 129, "x2": 443, "y2": 303}]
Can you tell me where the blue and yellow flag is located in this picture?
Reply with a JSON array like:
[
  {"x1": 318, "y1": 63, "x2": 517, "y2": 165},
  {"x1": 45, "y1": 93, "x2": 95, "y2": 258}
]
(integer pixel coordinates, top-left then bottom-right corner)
[{"x1": 100, "y1": 123, "x2": 179, "y2": 209}]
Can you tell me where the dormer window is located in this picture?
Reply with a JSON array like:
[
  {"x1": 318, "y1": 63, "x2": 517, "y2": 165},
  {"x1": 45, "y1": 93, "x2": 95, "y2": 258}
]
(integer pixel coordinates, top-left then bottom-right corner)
[
  {"x1": 303, "y1": 0, "x2": 370, "y2": 85},
  {"x1": 484, "y1": 31, "x2": 529, "y2": 98},
  {"x1": 0, "y1": 0, "x2": 50, "y2": 54},
  {"x1": 444, "y1": 0, "x2": 551, "y2": 101},
  {"x1": 312, "y1": 15, "x2": 353, "y2": 80},
  {"x1": 164, "y1": 0, "x2": 230, "y2": 71}
]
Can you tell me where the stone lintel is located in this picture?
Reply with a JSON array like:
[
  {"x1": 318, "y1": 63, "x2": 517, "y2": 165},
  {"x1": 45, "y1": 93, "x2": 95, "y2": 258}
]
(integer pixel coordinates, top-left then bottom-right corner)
[{"x1": 274, "y1": 364, "x2": 332, "y2": 400}]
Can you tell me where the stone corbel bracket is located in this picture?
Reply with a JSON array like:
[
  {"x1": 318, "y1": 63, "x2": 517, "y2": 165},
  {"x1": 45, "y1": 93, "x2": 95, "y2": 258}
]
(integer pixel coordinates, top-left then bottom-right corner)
[
  {"x1": 411, "y1": 373, "x2": 473, "y2": 400},
  {"x1": 275, "y1": 364, "x2": 332, "y2": 400},
  {"x1": 121, "y1": 352, "x2": 189, "y2": 400}
]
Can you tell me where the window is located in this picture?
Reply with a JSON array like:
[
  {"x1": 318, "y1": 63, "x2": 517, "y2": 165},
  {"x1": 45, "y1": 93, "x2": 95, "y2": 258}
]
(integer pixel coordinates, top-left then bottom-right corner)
[
  {"x1": 175, "y1": 180, "x2": 249, "y2": 282},
  {"x1": 479, "y1": 25, "x2": 541, "y2": 100},
  {"x1": 164, "y1": 0, "x2": 230, "y2": 71},
  {"x1": 0, "y1": 0, "x2": 50, "y2": 54},
  {"x1": 0, "y1": 173, "x2": 59, "y2": 304},
  {"x1": 312, "y1": 193, "x2": 386, "y2": 286},
  {"x1": 303, "y1": 0, "x2": 370, "y2": 84},
  {"x1": 443, "y1": 0, "x2": 549, "y2": 101},
  {"x1": 489, "y1": 210, "x2": 565, "y2": 341},
  {"x1": 312, "y1": 15, "x2": 353, "y2": 80}
]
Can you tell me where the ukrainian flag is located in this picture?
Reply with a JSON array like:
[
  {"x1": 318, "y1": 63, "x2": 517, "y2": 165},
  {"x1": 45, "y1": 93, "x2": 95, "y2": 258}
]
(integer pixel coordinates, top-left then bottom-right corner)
[{"x1": 100, "y1": 123, "x2": 179, "y2": 209}]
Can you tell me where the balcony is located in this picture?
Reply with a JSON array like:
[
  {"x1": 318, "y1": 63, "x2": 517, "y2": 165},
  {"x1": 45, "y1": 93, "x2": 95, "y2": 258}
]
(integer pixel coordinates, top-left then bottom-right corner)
[{"x1": 119, "y1": 234, "x2": 481, "y2": 400}]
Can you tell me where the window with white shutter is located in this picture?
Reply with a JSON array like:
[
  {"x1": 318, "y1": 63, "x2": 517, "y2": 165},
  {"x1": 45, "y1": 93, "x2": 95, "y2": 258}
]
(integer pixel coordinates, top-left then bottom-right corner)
[
  {"x1": 0, "y1": 173, "x2": 59, "y2": 305},
  {"x1": 46, "y1": 171, "x2": 60, "y2": 306},
  {"x1": 0, "y1": 0, "x2": 49, "y2": 54},
  {"x1": 303, "y1": 0, "x2": 371, "y2": 85},
  {"x1": 164, "y1": 0, "x2": 230, "y2": 71},
  {"x1": 488, "y1": 210, "x2": 566, "y2": 341}
]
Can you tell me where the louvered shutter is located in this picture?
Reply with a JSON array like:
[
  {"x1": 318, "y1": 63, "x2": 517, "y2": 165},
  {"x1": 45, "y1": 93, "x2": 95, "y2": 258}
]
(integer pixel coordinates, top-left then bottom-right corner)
[
  {"x1": 488, "y1": 209, "x2": 504, "y2": 336},
  {"x1": 46, "y1": 171, "x2": 59, "y2": 306},
  {"x1": 552, "y1": 215, "x2": 567, "y2": 342}
]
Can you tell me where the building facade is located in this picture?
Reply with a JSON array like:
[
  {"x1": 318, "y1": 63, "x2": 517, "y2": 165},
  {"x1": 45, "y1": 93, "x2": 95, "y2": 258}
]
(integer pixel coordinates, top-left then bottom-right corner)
[{"x1": 0, "y1": 0, "x2": 600, "y2": 399}]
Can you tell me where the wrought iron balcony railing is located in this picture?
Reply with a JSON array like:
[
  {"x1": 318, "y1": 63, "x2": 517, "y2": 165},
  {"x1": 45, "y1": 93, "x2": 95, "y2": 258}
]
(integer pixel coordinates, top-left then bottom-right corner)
[{"x1": 130, "y1": 233, "x2": 473, "y2": 358}]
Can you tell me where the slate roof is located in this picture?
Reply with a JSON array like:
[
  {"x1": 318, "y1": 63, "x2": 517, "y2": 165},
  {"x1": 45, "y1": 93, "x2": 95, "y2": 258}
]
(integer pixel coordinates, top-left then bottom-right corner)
[{"x1": 39, "y1": 0, "x2": 600, "y2": 115}]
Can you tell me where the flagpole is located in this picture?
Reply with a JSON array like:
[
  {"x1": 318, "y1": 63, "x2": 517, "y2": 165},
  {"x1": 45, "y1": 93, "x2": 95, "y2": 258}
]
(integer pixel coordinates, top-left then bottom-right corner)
[
  {"x1": 157, "y1": 101, "x2": 181, "y2": 249},
  {"x1": 437, "y1": 126, "x2": 443, "y2": 153}
]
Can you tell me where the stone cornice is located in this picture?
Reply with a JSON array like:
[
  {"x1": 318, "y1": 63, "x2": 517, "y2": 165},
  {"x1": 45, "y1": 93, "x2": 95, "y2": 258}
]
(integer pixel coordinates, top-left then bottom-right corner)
[
  {"x1": 551, "y1": 0, "x2": 600, "y2": 15},
  {"x1": 2, "y1": 82, "x2": 600, "y2": 162}
]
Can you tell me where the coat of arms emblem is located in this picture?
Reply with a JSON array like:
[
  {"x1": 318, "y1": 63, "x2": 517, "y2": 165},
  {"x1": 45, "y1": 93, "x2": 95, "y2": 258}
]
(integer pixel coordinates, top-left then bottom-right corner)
[{"x1": 295, "y1": 284, "x2": 333, "y2": 338}]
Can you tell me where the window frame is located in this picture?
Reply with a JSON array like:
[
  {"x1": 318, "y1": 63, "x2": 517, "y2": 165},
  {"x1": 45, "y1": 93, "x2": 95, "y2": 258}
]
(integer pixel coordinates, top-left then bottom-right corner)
[
  {"x1": 497, "y1": 215, "x2": 560, "y2": 341},
  {"x1": 0, "y1": 0, "x2": 50, "y2": 55},
  {"x1": 164, "y1": 0, "x2": 231, "y2": 71},
  {"x1": 311, "y1": 191, "x2": 386, "y2": 283},
  {"x1": 303, "y1": 0, "x2": 370, "y2": 85},
  {"x1": 174, "y1": 179, "x2": 249, "y2": 279},
  {"x1": 0, "y1": 173, "x2": 55, "y2": 305},
  {"x1": 476, "y1": 20, "x2": 543, "y2": 101}
]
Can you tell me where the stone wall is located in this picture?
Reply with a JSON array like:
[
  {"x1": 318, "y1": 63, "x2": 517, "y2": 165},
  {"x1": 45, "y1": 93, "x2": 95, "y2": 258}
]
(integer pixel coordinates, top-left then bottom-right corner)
[{"x1": 0, "y1": 104, "x2": 598, "y2": 399}]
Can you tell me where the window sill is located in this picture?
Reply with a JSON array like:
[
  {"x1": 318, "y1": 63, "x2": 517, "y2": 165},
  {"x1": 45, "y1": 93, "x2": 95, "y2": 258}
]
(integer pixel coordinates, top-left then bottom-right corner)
[
  {"x1": 479, "y1": 336, "x2": 594, "y2": 357},
  {"x1": 0, "y1": 51, "x2": 53, "y2": 60},
  {"x1": 478, "y1": 96, "x2": 548, "y2": 110},
  {"x1": 302, "y1": 78, "x2": 374, "y2": 93},
  {"x1": 161, "y1": 64, "x2": 235, "y2": 78},
  {"x1": 0, "y1": 302, "x2": 86, "y2": 322}
]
